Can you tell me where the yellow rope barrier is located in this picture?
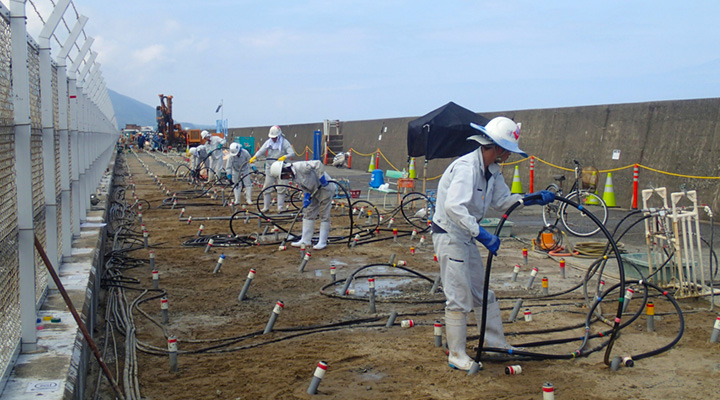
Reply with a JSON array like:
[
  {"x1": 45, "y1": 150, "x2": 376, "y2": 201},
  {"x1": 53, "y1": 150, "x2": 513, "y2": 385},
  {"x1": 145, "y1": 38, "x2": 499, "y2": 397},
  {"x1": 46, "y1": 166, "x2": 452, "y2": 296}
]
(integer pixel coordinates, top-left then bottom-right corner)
[
  {"x1": 378, "y1": 149, "x2": 401, "y2": 171},
  {"x1": 499, "y1": 156, "x2": 530, "y2": 166},
  {"x1": 293, "y1": 146, "x2": 306, "y2": 157},
  {"x1": 638, "y1": 164, "x2": 720, "y2": 179},
  {"x1": 335, "y1": 147, "x2": 719, "y2": 181},
  {"x1": 350, "y1": 148, "x2": 376, "y2": 157},
  {"x1": 533, "y1": 156, "x2": 574, "y2": 172},
  {"x1": 597, "y1": 165, "x2": 635, "y2": 173}
]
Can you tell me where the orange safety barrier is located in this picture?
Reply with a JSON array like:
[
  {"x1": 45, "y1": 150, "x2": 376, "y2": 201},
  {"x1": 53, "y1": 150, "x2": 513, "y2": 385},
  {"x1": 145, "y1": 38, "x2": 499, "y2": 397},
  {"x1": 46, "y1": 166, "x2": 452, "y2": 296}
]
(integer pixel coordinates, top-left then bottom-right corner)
[
  {"x1": 632, "y1": 164, "x2": 639, "y2": 209},
  {"x1": 529, "y1": 156, "x2": 535, "y2": 193}
]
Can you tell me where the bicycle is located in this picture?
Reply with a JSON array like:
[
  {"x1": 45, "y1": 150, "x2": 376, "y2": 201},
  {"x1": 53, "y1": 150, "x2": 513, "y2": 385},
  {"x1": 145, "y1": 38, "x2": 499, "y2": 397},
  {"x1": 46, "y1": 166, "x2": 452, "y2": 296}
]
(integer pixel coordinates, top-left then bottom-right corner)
[{"x1": 542, "y1": 160, "x2": 608, "y2": 237}]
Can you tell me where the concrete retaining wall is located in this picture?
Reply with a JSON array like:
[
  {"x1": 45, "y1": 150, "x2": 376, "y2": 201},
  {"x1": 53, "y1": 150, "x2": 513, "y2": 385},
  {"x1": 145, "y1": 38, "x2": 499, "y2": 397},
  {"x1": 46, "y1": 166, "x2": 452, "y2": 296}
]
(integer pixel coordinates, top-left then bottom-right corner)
[{"x1": 228, "y1": 98, "x2": 720, "y2": 216}]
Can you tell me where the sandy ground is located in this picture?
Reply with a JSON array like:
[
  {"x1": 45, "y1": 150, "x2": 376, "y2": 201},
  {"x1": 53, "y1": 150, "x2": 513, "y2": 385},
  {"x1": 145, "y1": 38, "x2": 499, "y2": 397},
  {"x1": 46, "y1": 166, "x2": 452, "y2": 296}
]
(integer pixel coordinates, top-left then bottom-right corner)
[{"x1": 89, "y1": 150, "x2": 720, "y2": 400}]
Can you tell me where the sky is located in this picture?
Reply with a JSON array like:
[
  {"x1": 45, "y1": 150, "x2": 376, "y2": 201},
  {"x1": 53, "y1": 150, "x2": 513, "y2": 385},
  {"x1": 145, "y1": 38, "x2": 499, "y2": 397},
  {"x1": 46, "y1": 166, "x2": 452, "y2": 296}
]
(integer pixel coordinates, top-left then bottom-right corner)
[{"x1": 11, "y1": 0, "x2": 720, "y2": 128}]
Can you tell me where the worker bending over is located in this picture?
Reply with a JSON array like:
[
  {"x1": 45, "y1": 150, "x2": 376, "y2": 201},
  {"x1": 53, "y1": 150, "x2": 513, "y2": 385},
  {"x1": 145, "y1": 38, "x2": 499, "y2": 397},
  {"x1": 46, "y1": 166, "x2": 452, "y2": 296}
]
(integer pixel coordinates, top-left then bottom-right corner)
[
  {"x1": 269, "y1": 160, "x2": 335, "y2": 250},
  {"x1": 189, "y1": 145, "x2": 209, "y2": 181}
]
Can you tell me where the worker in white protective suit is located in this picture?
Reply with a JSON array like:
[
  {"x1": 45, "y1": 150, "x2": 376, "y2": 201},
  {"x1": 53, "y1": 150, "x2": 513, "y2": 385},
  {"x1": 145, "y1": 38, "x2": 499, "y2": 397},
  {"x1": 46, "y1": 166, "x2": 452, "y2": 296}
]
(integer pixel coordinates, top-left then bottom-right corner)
[
  {"x1": 188, "y1": 147, "x2": 198, "y2": 167},
  {"x1": 432, "y1": 116, "x2": 555, "y2": 371},
  {"x1": 332, "y1": 152, "x2": 350, "y2": 168},
  {"x1": 189, "y1": 146, "x2": 209, "y2": 180},
  {"x1": 269, "y1": 160, "x2": 335, "y2": 250},
  {"x1": 225, "y1": 142, "x2": 254, "y2": 205},
  {"x1": 250, "y1": 125, "x2": 295, "y2": 213},
  {"x1": 203, "y1": 130, "x2": 226, "y2": 181}
]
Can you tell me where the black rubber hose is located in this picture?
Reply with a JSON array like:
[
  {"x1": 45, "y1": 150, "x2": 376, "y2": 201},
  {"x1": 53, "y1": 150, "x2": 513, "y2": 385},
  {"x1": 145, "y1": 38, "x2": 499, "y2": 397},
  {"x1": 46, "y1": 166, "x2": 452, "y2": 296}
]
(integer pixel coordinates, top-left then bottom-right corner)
[{"x1": 473, "y1": 194, "x2": 626, "y2": 364}]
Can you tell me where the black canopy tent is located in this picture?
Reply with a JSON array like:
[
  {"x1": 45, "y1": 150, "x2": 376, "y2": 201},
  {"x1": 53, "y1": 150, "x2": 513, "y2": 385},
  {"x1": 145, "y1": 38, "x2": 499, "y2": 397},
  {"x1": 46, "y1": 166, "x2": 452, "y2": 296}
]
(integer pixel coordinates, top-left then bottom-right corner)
[{"x1": 407, "y1": 101, "x2": 490, "y2": 191}]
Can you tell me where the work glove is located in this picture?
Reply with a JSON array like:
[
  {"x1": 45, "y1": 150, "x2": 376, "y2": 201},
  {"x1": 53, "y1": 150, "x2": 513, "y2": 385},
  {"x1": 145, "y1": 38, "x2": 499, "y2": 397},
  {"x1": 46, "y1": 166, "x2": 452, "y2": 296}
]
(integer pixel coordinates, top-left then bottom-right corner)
[
  {"x1": 523, "y1": 190, "x2": 555, "y2": 206},
  {"x1": 278, "y1": 155, "x2": 287, "y2": 162},
  {"x1": 226, "y1": 173, "x2": 232, "y2": 182},
  {"x1": 249, "y1": 156, "x2": 257, "y2": 164},
  {"x1": 303, "y1": 192, "x2": 312, "y2": 208},
  {"x1": 319, "y1": 175, "x2": 329, "y2": 187},
  {"x1": 475, "y1": 226, "x2": 500, "y2": 256}
]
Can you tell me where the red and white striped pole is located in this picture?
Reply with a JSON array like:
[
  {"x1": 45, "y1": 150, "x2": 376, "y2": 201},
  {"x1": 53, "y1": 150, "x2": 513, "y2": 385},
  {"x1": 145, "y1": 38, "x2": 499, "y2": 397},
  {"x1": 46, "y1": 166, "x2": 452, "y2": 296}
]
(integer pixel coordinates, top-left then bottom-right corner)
[
  {"x1": 529, "y1": 156, "x2": 535, "y2": 193},
  {"x1": 168, "y1": 336, "x2": 178, "y2": 372},
  {"x1": 375, "y1": 149, "x2": 380, "y2": 170},
  {"x1": 632, "y1": 164, "x2": 639, "y2": 209},
  {"x1": 307, "y1": 361, "x2": 328, "y2": 395},
  {"x1": 542, "y1": 382, "x2": 554, "y2": 399}
]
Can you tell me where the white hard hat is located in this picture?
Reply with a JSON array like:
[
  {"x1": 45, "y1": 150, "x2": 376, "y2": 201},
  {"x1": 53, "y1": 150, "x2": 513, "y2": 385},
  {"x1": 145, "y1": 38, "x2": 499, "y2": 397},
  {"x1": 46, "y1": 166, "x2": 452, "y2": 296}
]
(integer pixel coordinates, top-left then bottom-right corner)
[
  {"x1": 468, "y1": 117, "x2": 528, "y2": 157},
  {"x1": 189, "y1": 147, "x2": 197, "y2": 156},
  {"x1": 268, "y1": 125, "x2": 282, "y2": 138},
  {"x1": 269, "y1": 160, "x2": 285, "y2": 178},
  {"x1": 201, "y1": 130, "x2": 210, "y2": 139},
  {"x1": 229, "y1": 142, "x2": 240, "y2": 155}
]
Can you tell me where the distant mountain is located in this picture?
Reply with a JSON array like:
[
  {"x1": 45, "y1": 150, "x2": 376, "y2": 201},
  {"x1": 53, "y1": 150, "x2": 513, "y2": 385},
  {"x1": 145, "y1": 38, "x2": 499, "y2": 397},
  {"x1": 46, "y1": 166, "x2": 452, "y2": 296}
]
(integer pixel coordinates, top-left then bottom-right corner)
[{"x1": 107, "y1": 89, "x2": 211, "y2": 130}]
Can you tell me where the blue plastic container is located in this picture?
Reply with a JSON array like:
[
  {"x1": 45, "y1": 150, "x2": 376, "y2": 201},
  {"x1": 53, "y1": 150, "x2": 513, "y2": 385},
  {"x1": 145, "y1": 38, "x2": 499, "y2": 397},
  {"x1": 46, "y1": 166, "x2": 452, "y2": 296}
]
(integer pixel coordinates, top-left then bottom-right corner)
[{"x1": 370, "y1": 169, "x2": 384, "y2": 188}]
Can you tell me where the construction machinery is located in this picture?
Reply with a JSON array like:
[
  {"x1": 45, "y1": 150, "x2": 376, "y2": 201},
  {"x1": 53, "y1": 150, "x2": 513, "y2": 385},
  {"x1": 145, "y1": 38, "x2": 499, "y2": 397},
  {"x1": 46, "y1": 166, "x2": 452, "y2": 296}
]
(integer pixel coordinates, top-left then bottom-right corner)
[
  {"x1": 157, "y1": 94, "x2": 187, "y2": 151},
  {"x1": 187, "y1": 129, "x2": 204, "y2": 147}
]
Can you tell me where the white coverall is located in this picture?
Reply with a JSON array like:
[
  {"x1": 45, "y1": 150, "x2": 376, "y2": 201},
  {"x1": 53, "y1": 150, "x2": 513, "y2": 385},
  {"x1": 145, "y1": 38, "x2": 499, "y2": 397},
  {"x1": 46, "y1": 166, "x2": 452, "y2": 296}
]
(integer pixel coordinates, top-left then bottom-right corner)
[
  {"x1": 205, "y1": 136, "x2": 225, "y2": 181},
  {"x1": 253, "y1": 136, "x2": 294, "y2": 211},
  {"x1": 225, "y1": 147, "x2": 253, "y2": 204},
  {"x1": 432, "y1": 146, "x2": 520, "y2": 369},
  {"x1": 192, "y1": 146, "x2": 209, "y2": 176},
  {"x1": 290, "y1": 160, "x2": 335, "y2": 249}
]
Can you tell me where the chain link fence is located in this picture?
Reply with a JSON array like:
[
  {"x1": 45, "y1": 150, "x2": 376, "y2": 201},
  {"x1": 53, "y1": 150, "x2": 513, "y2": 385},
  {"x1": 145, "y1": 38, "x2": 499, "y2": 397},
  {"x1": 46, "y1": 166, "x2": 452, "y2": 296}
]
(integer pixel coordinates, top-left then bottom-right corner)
[
  {"x1": 0, "y1": 12, "x2": 21, "y2": 387},
  {"x1": 0, "y1": 1, "x2": 116, "y2": 389}
]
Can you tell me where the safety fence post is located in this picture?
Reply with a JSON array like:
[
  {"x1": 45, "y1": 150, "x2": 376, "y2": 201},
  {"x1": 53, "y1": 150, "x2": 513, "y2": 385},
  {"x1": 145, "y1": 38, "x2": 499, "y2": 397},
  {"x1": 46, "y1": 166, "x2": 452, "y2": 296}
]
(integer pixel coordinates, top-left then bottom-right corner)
[
  {"x1": 529, "y1": 156, "x2": 535, "y2": 193},
  {"x1": 632, "y1": 164, "x2": 639, "y2": 209}
]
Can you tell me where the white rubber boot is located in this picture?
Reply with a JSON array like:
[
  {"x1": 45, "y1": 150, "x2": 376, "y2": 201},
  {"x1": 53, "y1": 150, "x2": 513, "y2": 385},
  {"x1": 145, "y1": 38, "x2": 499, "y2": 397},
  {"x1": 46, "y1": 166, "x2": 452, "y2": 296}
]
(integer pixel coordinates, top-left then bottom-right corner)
[
  {"x1": 445, "y1": 310, "x2": 477, "y2": 371},
  {"x1": 477, "y1": 302, "x2": 512, "y2": 350},
  {"x1": 313, "y1": 221, "x2": 331, "y2": 250},
  {"x1": 277, "y1": 194, "x2": 286, "y2": 213},
  {"x1": 245, "y1": 187, "x2": 253, "y2": 205},
  {"x1": 233, "y1": 187, "x2": 242, "y2": 206},
  {"x1": 291, "y1": 219, "x2": 314, "y2": 247},
  {"x1": 261, "y1": 193, "x2": 271, "y2": 212}
]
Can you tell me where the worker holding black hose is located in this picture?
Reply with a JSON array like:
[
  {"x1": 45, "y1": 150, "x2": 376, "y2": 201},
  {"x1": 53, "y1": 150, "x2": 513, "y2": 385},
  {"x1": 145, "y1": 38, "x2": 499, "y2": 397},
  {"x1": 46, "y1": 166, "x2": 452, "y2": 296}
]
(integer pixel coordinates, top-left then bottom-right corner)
[
  {"x1": 226, "y1": 142, "x2": 253, "y2": 205},
  {"x1": 189, "y1": 145, "x2": 209, "y2": 180},
  {"x1": 250, "y1": 125, "x2": 295, "y2": 213},
  {"x1": 432, "y1": 116, "x2": 554, "y2": 371},
  {"x1": 269, "y1": 160, "x2": 335, "y2": 250}
]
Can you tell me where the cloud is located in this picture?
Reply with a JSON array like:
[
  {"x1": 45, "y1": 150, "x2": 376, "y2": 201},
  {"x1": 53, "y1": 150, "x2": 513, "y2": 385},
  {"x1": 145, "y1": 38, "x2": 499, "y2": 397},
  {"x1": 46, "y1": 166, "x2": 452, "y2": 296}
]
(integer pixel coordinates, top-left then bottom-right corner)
[{"x1": 132, "y1": 45, "x2": 166, "y2": 65}]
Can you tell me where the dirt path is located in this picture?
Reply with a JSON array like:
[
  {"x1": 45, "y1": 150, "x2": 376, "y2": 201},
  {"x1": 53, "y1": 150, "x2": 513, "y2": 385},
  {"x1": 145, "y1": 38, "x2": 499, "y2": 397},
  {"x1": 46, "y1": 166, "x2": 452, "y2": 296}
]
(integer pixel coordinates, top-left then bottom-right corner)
[{"x1": 93, "y1": 151, "x2": 720, "y2": 400}]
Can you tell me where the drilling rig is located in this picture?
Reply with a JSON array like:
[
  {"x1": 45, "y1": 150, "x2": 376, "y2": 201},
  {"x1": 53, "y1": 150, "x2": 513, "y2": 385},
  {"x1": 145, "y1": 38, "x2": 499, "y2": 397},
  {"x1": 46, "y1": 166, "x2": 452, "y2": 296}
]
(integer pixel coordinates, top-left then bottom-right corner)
[{"x1": 156, "y1": 94, "x2": 187, "y2": 150}]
